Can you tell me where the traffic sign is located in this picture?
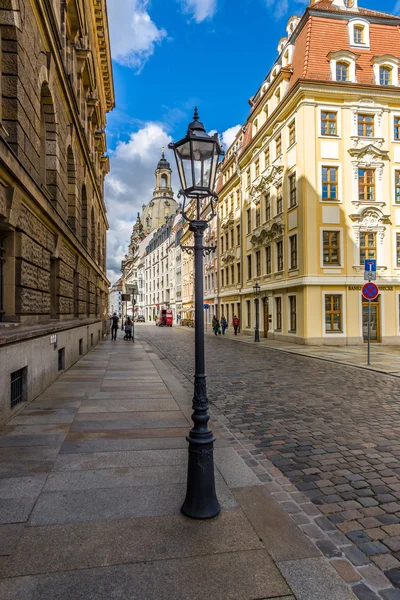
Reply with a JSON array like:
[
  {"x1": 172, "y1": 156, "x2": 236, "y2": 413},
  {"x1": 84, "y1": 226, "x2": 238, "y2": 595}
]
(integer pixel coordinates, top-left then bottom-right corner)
[
  {"x1": 362, "y1": 282, "x2": 379, "y2": 301},
  {"x1": 204, "y1": 304, "x2": 210, "y2": 309},
  {"x1": 364, "y1": 259, "x2": 377, "y2": 281}
]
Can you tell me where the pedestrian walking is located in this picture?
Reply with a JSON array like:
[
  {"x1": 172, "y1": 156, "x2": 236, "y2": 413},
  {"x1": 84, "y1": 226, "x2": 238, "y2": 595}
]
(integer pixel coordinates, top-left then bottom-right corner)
[
  {"x1": 111, "y1": 312, "x2": 119, "y2": 340},
  {"x1": 221, "y1": 316, "x2": 228, "y2": 336},
  {"x1": 212, "y1": 316, "x2": 221, "y2": 336},
  {"x1": 233, "y1": 314, "x2": 240, "y2": 336},
  {"x1": 124, "y1": 317, "x2": 133, "y2": 340}
]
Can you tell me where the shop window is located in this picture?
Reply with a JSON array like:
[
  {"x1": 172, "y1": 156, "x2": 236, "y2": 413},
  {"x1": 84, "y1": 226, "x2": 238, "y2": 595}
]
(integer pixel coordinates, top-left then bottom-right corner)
[
  {"x1": 325, "y1": 295, "x2": 342, "y2": 333},
  {"x1": 323, "y1": 231, "x2": 340, "y2": 265},
  {"x1": 321, "y1": 111, "x2": 337, "y2": 136},
  {"x1": 322, "y1": 167, "x2": 338, "y2": 201},
  {"x1": 360, "y1": 232, "x2": 376, "y2": 264},
  {"x1": 358, "y1": 169, "x2": 375, "y2": 201}
]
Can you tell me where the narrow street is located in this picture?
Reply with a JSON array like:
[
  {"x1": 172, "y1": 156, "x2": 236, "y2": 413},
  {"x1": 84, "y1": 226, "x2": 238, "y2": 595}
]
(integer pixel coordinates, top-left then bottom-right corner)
[
  {"x1": 140, "y1": 324, "x2": 400, "y2": 596},
  {"x1": 1, "y1": 326, "x2": 400, "y2": 598}
]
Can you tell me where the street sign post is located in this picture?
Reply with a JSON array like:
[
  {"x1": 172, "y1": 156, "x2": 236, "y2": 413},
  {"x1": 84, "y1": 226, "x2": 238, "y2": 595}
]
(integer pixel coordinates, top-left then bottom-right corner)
[
  {"x1": 362, "y1": 282, "x2": 379, "y2": 366},
  {"x1": 364, "y1": 259, "x2": 377, "y2": 281}
]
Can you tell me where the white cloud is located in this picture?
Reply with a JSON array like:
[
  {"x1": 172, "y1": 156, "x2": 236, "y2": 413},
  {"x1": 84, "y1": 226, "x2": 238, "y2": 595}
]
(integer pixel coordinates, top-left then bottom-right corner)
[
  {"x1": 178, "y1": 0, "x2": 217, "y2": 22},
  {"x1": 105, "y1": 123, "x2": 178, "y2": 283},
  {"x1": 221, "y1": 124, "x2": 241, "y2": 149},
  {"x1": 264, "y1": 0, "x2": 307, "y2": 19},
  {"x1": 108, "y1": 0, "x2": 167, "y2": 72},
  {"x1": 105, "y1": 121, "x2": 237, "y2": 284}
]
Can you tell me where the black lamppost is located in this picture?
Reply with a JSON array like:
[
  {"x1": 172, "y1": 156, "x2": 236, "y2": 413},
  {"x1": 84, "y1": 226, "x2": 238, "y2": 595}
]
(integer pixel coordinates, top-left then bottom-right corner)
[
  {"x1": 169, "y1": 108, "x2": 223, "y2": 519},
  {"x1": 253, "y1": 282, "x2": 261, "y2": 343}
]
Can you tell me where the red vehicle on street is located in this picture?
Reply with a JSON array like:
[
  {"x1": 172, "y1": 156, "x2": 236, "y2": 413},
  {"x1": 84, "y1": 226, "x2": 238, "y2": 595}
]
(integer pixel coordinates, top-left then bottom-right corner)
[{"x1": 156, "y1": 308, "x2": 173, "y2": 327}]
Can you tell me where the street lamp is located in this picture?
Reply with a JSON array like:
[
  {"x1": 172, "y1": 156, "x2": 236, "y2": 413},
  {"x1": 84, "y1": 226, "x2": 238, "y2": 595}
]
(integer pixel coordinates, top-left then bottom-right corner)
[
  {"x1": 253, "y1": 282, "x2": 261, "y2": 343},
  {"x1": 169, "y1": 108, "x2": 223, "y2": 519}
]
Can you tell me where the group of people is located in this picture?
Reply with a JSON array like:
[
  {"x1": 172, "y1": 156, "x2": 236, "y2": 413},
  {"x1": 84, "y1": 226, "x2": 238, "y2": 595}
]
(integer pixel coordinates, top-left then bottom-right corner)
[
  {"x1": 110, "y1": 313, "x2": 133, "y2": 341},
  {"x1": 212, "y1": 315, "x2": 240, "y2": 337}
]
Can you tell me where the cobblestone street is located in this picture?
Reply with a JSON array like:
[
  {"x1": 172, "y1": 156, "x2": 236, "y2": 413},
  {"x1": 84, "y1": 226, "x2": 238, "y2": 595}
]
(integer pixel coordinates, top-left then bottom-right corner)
[{"x1": 140, "y1": 324, "x2": 400, "y2": 596}]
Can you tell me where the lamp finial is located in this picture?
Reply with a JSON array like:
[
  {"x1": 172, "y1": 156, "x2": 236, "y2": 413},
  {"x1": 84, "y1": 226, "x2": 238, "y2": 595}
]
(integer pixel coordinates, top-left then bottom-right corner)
[
  {"x1": 161, "y1": 146, "x2": 165, "y2": 158},
  {"x1": 193, "y1": 107, "x2": 199, "y2": 121}
]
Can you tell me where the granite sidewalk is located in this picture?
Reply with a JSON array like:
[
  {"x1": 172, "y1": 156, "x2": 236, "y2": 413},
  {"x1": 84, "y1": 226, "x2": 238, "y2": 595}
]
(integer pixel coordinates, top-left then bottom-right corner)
[{"x1": 0, "y1": 331, "x2": 358, "y2": 599}]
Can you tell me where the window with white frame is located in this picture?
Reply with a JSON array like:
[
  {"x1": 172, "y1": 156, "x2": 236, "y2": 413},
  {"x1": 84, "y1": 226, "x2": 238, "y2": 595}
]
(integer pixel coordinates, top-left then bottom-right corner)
[
  {"x1": 348, "y1": 19, "x2": 370, "y2": 48},
  {"x1": 325, "y1": 295, "x2": 342, "y2": 333},
  {"x1": 329, "y1": 51, "x2": 358, "y2": 83},
  {"x1": 373, "y1": 56, "x2": 399, "y2": 87}
]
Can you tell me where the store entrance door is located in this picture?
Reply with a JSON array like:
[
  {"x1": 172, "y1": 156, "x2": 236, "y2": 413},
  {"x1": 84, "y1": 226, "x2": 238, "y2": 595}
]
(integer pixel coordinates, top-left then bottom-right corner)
[{"x1": 362, "y1": 299, "x2": 380, "y2": 343}]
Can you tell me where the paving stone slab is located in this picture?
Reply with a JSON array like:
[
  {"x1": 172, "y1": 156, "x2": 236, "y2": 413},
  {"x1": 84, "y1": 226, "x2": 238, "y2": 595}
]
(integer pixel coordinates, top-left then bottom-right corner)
[
  {"x1": 234, "y1": 485, "x2": 320, "y2": 561},
  {"x1": 59, "y1": 437, "x2": 190, "y2": 454},
  {"x1": 43, "y1": 465, "x2": 190, "y2": 492},
  {"x1": 52, "y1": 448, "x2": 188, "y2": 471},
  {"x1": 278, "y1": 557, "x2": 358, "y2": 599},
  {"x1": 29, "y1": 480, "x2": 238, "y2": 526},
  {"x1": 0, "y1": 549, "x2": 290, "y2": 600},
  {"x1": 0, "y1": 524, "x2": 24, "y2": 556},
  {"x1": 1, "y1": 510, "x2": 262, "y2": 577},
  {"x1": 0, "y1": 498, "x2": 37, "y2": 525},
  {"x1": 214, "y1": 446, "x2": 262, "y2": 488},
  {"x1": 0, "y1": 476, "x2": 46, "y2": 499},
  {"x1": 78, "y1": 398, "x2": 179, "y2": 413},
  {"x1": 70, "y1": 411, "x2": 189, "y2": 431}
]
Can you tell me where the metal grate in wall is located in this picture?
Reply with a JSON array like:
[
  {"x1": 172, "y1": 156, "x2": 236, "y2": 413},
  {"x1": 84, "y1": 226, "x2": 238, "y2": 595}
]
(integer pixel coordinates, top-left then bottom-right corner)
[
  {"x1": 10, "y1": 368, "x2": 25, "y2": 409},
  {"x1": 58, "y1": 348, "x2": 65, "y2": 372}
]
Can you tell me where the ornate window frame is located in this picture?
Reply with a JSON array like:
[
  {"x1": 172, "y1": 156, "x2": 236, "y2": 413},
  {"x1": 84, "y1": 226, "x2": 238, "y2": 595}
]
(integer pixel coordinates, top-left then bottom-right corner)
[
  {"x1": 348, "y1": 18, "x2": 370, "y2": 49},
  {"x1": 350, "y1": 207, "x2": 388, "y2": 268},
  {"x1": 328, "y1": 50, "x2": 359, "y2": 83},
  {"x1": 348, "y1": 144, "x2": 389, "y2": 206},
  {"x1": 373, "y1": 55, "x2": 399, "y2": 87}
]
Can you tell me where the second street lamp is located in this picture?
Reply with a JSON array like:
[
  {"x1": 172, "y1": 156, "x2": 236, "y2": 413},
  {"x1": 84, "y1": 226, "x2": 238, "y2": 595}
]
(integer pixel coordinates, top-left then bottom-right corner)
[
  {"x1": 169, "y1": 109, "x2": 223, "y2": 519},
  {"x1": 253, "y1": 282, "x2": 261, "y2": 343}
]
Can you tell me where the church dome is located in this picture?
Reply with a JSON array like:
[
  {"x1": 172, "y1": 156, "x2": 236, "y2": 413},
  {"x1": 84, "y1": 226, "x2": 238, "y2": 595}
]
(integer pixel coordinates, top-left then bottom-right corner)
[{"x1": 157, "y1": 148, "x2": 170, "y2": 170}]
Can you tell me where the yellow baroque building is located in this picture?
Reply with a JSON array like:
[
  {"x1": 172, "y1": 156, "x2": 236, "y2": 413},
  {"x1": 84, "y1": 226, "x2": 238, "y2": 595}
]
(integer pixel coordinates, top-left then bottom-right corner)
[{"x1": 217, "y1": 0, "x2": 400, "y2": 345}]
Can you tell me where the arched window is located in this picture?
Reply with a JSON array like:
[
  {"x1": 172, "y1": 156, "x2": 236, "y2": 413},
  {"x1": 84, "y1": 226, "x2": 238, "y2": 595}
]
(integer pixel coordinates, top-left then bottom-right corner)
[
  {"x1": 40, "y1": 83, "x2": 59, "y2": 203},
  {"x1": 67, "y1": 146, "x2": 77, "y2": 234},
  {"x1": 380, "y1": 66, "x2": 392, "y2": 86},
  {"x1": 336, "y1": 62, "x2": 349, "y2": 82},
  {"x1": 161, "y1": 174, "x2": 168, "y2": 187},
  {"x1": 91, "y1": 207, "x2": 95, "y2": 259},
  {"x1": 82, "y1": 185, "x2": 88, "y2": 248},
  {"x1": 97, "y1": 222, "x2": 100, "y2": 265}
]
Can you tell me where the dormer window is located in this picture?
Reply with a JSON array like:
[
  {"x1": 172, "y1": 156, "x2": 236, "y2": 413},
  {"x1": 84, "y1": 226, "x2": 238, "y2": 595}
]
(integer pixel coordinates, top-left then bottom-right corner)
[
  {"x1": 354, "y1": 26, "x2": 363, "y2": 44},
  {"x1": 329, "y1": 50, "x2": 358, "y2": 83},
  {"x1": 380, "y1": 66, "x2": 392, "y2": 86},
  {"x1": 373, "y1": 56, "x2": 399, "y2": 87},
  {"x1": 254, "y1": 119, "x2": 259, "y2": 134},
  {"x1": 336, "y1": 62, "x2": 349, "y2": 82}
]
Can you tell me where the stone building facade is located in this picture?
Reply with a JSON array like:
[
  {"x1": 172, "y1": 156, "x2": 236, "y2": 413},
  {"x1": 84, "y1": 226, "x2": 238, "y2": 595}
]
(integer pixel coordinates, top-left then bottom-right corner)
[
  {"x1": 216, "y1": 0, "x2": 400, "y2": 345},
  {"x1": 0, "y1": 0, "x2": 114, "y2": 426}
]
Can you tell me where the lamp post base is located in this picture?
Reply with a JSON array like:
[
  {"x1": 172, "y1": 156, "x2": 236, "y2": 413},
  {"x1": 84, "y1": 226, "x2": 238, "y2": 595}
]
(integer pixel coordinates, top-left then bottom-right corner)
[{"x1": 181, "y1": 435, "x2": 221, "y2": 519}]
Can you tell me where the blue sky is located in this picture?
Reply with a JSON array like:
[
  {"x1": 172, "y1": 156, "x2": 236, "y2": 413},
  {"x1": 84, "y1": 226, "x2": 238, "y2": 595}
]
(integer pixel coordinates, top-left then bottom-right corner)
[{"x1": 105, "y1": 0, "x2": 400, "y2": 282}]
